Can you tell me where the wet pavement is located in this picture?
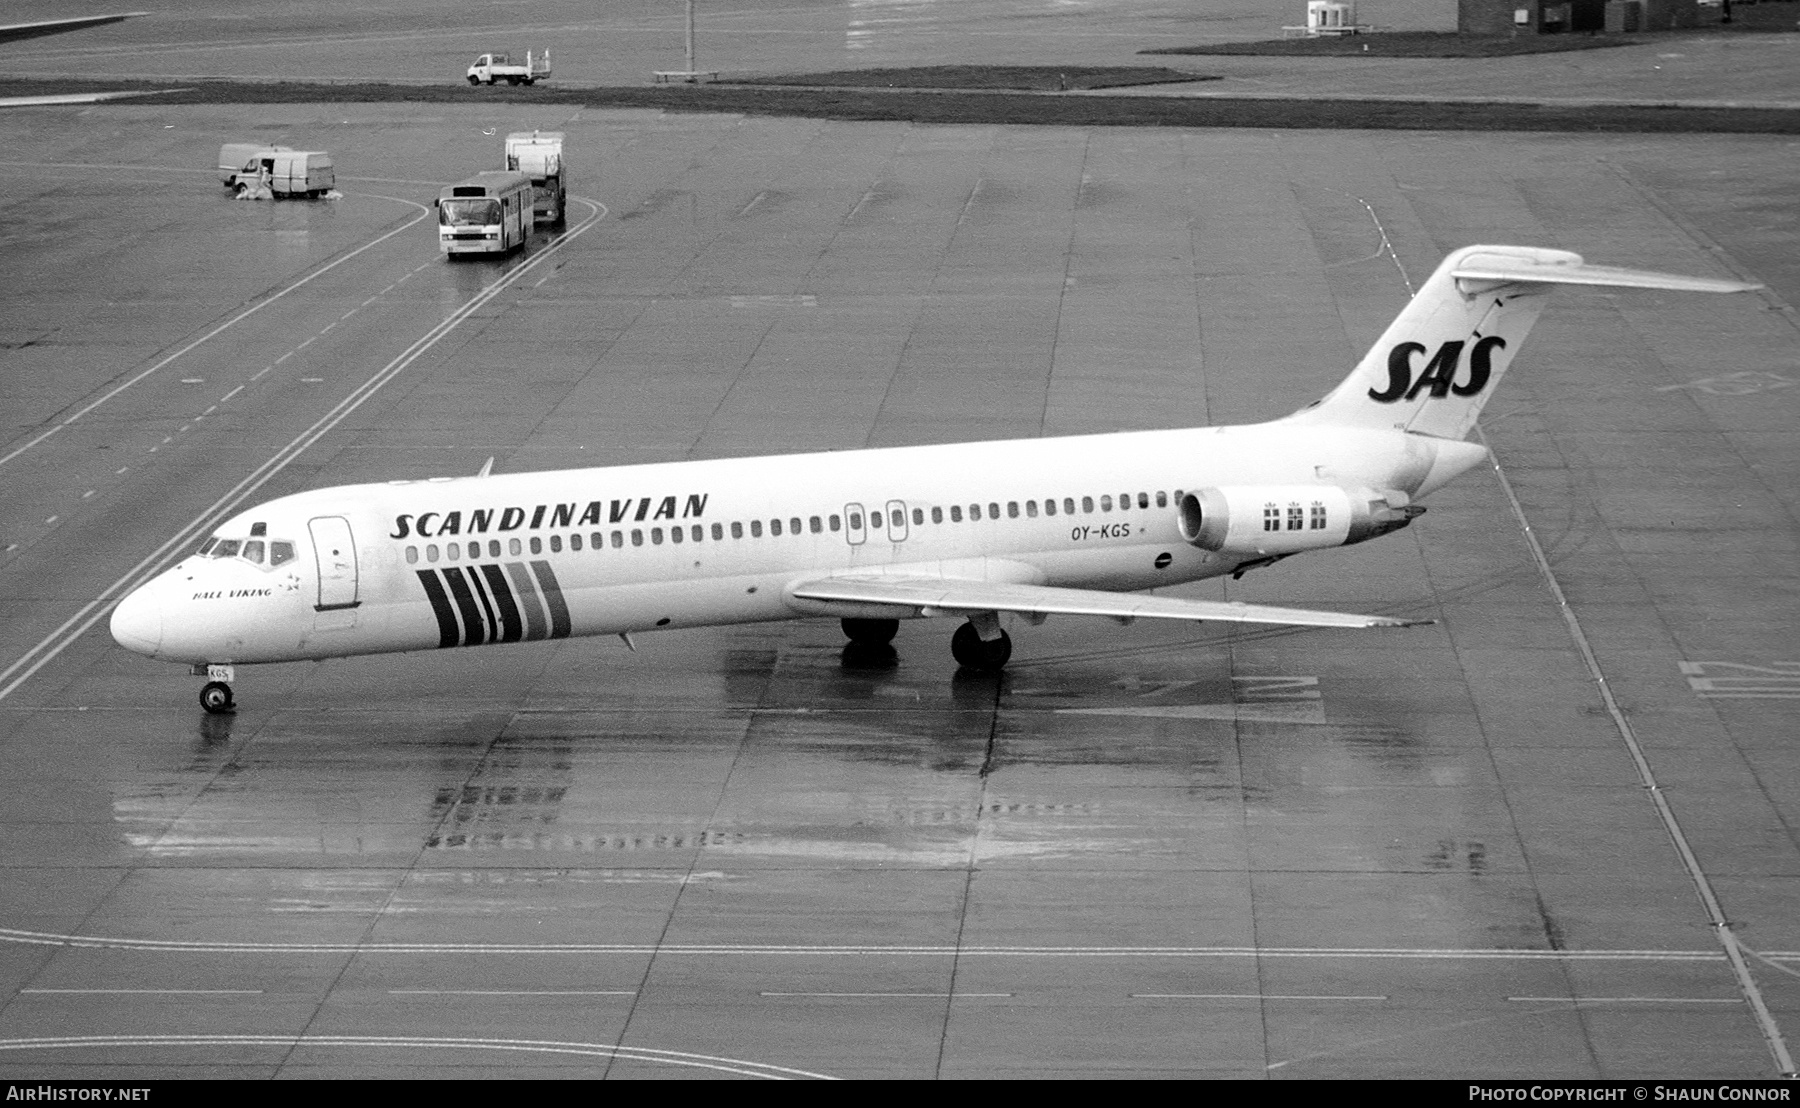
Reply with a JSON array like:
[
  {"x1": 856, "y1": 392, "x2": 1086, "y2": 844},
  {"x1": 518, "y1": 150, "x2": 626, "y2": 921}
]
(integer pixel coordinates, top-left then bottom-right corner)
[{"x1": 0, "y1": 1, "x2": 1798, "y2": 1082}]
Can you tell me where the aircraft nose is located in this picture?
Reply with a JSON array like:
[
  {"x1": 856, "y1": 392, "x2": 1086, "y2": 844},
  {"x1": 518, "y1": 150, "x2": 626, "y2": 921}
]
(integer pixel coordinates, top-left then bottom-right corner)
[{"x1": 110, "y1": 583, "x2": 163, "y2": 656}]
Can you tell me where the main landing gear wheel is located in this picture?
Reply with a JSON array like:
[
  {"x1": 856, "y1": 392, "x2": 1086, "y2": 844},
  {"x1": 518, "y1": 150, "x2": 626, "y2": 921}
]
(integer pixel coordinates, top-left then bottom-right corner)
[
  {"x1": 951, "y1": 622, "x2": 1012, "y2": 672},
  {"x1": 199, "y1": 681, "x2": 235, "y2": 714},
  {"x1": 841, "y1": 617, "x2": 898, "y2": 646}
]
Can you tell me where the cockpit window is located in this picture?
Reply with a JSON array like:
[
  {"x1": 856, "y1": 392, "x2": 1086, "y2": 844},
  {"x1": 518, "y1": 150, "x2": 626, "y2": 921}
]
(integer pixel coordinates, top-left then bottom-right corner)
[{"x1": 201, "y1": 535, "x2": 294, "y2": 567}]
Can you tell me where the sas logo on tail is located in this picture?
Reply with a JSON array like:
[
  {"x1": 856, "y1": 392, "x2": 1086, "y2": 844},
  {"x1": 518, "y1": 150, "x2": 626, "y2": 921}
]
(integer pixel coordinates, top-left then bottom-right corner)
[{"x1": 1369, "y1": 336, "x2": 1505, "y2": 403}]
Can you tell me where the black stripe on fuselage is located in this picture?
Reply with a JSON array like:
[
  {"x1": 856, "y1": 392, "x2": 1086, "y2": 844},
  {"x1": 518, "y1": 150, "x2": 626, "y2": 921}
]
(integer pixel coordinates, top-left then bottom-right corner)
[
  {"x1": 506, "y1": 561, "x2": 548, "y2": 640},
  {"x1": 530, "y1": 560, "x2": 572, "y2": 638},
  {"x1": 440, "y1": 566, "x2": 487, "y2": 647},
  {"x1": 465, "y1": 562, "x2": 502, "y2": 643},
  {"x1": 479, "y1": 563, "x2": 524, "y2": 643},
  {"x1": 415, "y1": 570, "x2": 460, "y2": 648}
]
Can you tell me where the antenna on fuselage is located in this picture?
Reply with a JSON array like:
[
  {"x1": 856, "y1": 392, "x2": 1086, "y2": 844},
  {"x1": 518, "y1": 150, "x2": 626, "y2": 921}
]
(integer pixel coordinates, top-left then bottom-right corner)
[{"x1": 476, "y1": 456, "x2": 495, "y2": 478}]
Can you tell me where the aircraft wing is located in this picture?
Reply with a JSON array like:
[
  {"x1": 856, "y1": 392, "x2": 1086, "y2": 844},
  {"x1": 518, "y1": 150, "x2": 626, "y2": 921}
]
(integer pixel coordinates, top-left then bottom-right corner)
[{"x1": 786, "y1": 575, "x2": 1429, "y2": 630}]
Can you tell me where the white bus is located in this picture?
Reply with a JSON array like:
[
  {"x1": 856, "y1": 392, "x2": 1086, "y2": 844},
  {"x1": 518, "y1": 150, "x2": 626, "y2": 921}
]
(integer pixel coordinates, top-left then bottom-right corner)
[{"x1": 437, "y1": 171, "x2": 534, "y2": 255}]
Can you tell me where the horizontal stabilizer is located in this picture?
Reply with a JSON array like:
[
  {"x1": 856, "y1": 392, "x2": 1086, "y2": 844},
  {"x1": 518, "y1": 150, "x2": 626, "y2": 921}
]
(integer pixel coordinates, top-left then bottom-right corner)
[
  {"x1": 1451, "y1": 253, "x2": 1761, "y2": 294},
  {"x1": 788, "y1": 575, "x2": 1429, "y2": 630}
]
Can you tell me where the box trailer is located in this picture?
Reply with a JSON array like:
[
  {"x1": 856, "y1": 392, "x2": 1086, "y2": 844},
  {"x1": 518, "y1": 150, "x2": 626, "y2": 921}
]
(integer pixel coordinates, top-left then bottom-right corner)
[{"x1": 504, "y1": 131, "x2": 567, "y2": 226}]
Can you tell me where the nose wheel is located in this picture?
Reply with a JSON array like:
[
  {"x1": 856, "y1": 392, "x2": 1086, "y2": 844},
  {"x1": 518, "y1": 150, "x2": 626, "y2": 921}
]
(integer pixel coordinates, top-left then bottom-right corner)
[
  {"x1": 194, "y1": 664, "x2": 237, "y2": 714},
  {"x1": 199, "y1": 681, "x2": 235, "y2": 714}
]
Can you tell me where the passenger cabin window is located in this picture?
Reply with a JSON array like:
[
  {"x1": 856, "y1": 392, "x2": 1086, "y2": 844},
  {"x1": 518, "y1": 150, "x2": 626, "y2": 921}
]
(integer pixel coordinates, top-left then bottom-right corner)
[
  {"x1": 1100, "y1": 495, "x2": 1113, "y2": 512},
  {"x1": 751, "y1": 520, "x2": 763, "y2": 538},
  {"x1": 930, "y1": 507, "x2": 942, "y2": 524},
  {"x1": 770, "y1": 519, "x2": 782, "y2": 537},
  {"x1": 1309, "y1": 503, "x2": 1327, "y2": 530},
  {"x1": 1025, "y1": 501, "x2": 1037, "y2": 518},
  {"x1": 1043, "y1": 499, "x2": 1056, "y2": 516},
  {"x1": 1155, "y1": 491, "x2": 1167, "y2": 508},
  {"x1": 970, "y1": 504, "x2": 982, "y2": 521},
  {"x1": 1081, "y1": 497, "x2": 1093, "y2": 514},
  {"x1": 1263, "y1": 504, "x2": 1280, "y2": 532},
  {"x1": 951, "y1": 506, "x2": 963, "y2": 523}
]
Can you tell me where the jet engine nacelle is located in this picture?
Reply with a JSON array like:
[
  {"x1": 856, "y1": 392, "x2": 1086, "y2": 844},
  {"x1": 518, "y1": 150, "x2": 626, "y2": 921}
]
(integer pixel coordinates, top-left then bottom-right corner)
[{"x1": 1177, "y1": 485, "x2": 1423, "y2": 556}]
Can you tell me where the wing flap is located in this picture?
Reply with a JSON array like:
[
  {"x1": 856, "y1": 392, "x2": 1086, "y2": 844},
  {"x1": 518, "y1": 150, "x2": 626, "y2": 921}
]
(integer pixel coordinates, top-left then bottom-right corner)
[{"x1": 787, "y1": 575, "x2": 1428, "y2": 630}]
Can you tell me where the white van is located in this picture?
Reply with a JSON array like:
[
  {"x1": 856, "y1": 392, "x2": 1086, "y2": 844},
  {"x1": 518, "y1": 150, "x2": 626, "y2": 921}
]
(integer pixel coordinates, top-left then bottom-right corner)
[
  {"x1": 218, "y1": 143, "x2": 289, "y2": 188},
  {"x1": 265, "y1": 151, "x2": 334, "y2": 198},
  {"x1": 225, "y1": 149, "x2": 334, "y2": 199}
]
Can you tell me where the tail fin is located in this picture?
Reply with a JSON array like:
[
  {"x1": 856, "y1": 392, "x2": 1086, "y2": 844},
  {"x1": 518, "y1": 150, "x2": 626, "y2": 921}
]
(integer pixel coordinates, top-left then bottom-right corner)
[{"x1": 1285, "y1": 245, "x2": 1760, "y2": 440}]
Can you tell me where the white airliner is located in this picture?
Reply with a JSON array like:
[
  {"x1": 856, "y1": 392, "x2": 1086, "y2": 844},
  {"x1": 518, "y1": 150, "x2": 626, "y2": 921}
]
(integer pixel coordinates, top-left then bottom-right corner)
[{"x1": 109, "y1": 245, "x2": 1757, "y2": 713}]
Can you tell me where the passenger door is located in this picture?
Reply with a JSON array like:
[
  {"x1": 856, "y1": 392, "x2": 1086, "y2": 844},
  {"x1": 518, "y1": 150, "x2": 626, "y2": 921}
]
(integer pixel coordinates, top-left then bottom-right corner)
[{"x1": 308, "y1": 516, "x2": 360, "y2": 610}]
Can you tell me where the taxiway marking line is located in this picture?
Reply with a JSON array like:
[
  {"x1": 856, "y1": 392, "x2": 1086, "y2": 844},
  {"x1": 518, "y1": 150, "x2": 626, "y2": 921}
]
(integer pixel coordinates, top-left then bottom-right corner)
[
  {"x1": 1132, "y1": 994, "x2": 1387, "y2": 1001},
  {"x1": 1481, "y1": 427, "x2": 1794, "y2": 1077},
  {"x1": 761, "y1": 992, "x2": 1013, "y2": 998},
  {"x1": 389, "y1": 989, "x2": 636, "y2": 996},
  {"x1": 0, "y1": 202, "x2": 429, "y2": 473},
  {"x1": 1507, "y1": 996, "x2": 1743, "y2": 1004},
  {"x1": 22, "y1": 988, "x2": 263, "y2": 995},
  {"x1": 0, "y1": 198, "x2": 607, "y2": 706}
]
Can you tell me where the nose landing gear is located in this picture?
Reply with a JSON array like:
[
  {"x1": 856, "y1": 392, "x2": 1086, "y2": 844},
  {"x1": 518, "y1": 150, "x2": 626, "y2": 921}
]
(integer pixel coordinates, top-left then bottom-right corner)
[
  {"x1": 199, "y1": 682, "x2": 235, "y2": 714},
  {"x1": 191, "y1": 663, "x2": 236, "y2": 714}
]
